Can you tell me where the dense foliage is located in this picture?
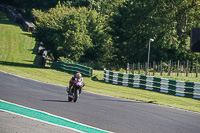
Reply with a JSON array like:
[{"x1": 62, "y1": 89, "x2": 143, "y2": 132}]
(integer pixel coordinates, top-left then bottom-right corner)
[
  {"x1": 109, "y1": 0, "x2": 200, "y2": 65},
  {"x1": 2, "y1": 0, "x2": 200, "y2": 69},
  {"x1": 32, "y1": 3, "x2": 113, "y2": 68}
]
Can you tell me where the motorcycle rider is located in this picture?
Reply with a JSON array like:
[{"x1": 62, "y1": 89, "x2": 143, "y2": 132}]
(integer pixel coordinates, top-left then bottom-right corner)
[{"x1": 67, "y1": 73, "x2": 85, "y2": 94}]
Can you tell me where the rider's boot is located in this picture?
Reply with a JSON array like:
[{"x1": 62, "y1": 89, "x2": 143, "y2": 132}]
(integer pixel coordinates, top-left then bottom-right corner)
[
  {"x1": 67, "y1": 86, "x2": 72, "y2": 95},
  {"x1": 66, "y1": 86, "x2": 69, "y2": 93}
]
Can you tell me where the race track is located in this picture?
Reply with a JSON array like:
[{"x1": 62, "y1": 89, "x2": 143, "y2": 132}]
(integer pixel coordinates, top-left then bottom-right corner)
[{"x1": 0, "y1": 71, "x2": 200, "y2": 133}]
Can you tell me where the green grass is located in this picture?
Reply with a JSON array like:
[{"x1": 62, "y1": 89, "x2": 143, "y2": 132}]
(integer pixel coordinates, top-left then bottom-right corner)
[
  {"x1": 0, "y1": 11, "x2": 37, "y2": 65},
  {"x1": 147, "y1": 72, "x2": 200, "y2": 83},
  {"x1": 0, "y1": 11, "x2": 200, "y2": 113}
]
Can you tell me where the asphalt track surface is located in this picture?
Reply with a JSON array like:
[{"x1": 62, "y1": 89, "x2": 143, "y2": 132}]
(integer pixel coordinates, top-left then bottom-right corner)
[{"x1": 0, "y1": 71, "x2": 200, "y2": 133}]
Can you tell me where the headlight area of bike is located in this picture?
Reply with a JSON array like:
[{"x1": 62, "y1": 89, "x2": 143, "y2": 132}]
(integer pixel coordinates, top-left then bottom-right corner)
[{"x1": 76, "y1": 81, "x2": 82, "y2": 86}]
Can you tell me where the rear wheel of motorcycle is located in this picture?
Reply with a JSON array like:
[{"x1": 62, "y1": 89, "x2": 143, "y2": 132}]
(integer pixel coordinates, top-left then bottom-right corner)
[{"x1": 73, "y1": 89, "x2": 79, "y2": 102}]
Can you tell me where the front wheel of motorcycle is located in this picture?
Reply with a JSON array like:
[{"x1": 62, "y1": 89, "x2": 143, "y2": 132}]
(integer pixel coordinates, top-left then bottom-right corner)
[{"x1": 73, "y1": 89, "x2": 79, "y2": 102}]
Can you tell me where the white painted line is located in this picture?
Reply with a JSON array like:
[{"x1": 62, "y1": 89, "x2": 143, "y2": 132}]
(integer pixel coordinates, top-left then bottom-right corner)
[
  {"x1": 0, "y1": 99, "x2": 114, "y2": 133},
  {"x1": 0, "y1": 109, "x2": 85, "y2": 133}
]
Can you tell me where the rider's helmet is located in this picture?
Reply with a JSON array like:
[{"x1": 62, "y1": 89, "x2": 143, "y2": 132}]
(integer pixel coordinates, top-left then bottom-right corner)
[{"x1": 76, "y1": 73, "x2": 82, "y2": 81}]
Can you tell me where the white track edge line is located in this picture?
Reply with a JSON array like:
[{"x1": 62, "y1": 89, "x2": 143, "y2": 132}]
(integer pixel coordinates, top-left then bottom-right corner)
[
  {"x1": 0, "y1": 109, "x2": 86, "y2": 133},
  {"x1": 0, "y1": 99, "x2": 114, "y2": 133}
]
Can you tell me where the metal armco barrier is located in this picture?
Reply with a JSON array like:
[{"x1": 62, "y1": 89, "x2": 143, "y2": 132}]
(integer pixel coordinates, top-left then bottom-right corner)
[
  {"x1": 51, "y1": 61, "x2": 93, "y2": 77},
  {"x1": 103, "y1": 69, "x2": 200, "y2": 99}
]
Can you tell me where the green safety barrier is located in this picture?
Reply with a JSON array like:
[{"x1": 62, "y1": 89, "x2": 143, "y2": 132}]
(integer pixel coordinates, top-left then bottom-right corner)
[
  {"x1": 51, "y1": 61, "x2": 93, "y2": 77},
  {"x1": 103, "y1": 69, "x2": 200, "y2": 99}
]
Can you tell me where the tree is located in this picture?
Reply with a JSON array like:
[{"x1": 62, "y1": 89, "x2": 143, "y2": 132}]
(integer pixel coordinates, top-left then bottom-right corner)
[
  {"x1": 33, "y1": 5, "x2": 91, "y2": 61},
  {"x1": 109, "y1": 0, "x2": 200, "y2": 67},
  {"x1": 80, "y1": 9, "x2": 113, "y2": 64},
  {"x1": 33, "y1": 3, "x2": 113, "y2": 64},
  {"x1": 1, "y1": 0, "x2": 67, "y2": 20}
]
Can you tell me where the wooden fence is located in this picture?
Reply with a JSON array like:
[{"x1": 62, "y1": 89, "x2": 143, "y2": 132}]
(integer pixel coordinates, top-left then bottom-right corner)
[{"x1": 127, "y1": 60, "x2": 199, "y2": 77}]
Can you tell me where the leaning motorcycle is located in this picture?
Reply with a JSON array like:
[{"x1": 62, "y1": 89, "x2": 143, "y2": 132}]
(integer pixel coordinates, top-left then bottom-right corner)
[{"x1": 66, "y1": 79, "x2": 84, "y2": 102}]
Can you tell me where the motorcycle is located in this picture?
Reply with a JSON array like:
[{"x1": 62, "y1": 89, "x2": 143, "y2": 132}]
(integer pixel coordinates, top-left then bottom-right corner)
[{"x1": 66, "y1": 79, "x2": 84, "y2": 102}]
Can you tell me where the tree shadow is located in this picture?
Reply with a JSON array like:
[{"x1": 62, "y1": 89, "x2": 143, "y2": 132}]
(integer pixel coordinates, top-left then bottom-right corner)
[
  {"x1": 94, "y1": 98, "x2": 141, "y2": 103},
  {"x1": 21, "y1": 33, "x2": 33, "y2": 38},
  {"x1": 23, "y1": 60, "x2": 33, "y2": 63},
  {"x1": 0, "y1": 11, "x2": 20, "y2": 26},
  {"x1": 0, "y1": 61, "x2": 39, "y2": 68}
]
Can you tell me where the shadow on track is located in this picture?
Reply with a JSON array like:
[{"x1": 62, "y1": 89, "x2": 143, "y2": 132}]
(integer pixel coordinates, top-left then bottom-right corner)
[
  {"x1": 94, "y1": 98, "x2": 142, "y2": 103},
  {"x1": 41, "y1": 100, "x2": 69, "y2": 103}
]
